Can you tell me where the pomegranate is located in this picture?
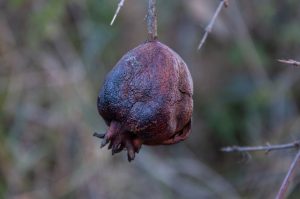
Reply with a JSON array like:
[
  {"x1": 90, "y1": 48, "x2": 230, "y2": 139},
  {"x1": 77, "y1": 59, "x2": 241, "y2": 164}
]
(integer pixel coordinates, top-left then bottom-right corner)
[{"x1": 94, "y1": 40, "x2": 193, "y2": 161}]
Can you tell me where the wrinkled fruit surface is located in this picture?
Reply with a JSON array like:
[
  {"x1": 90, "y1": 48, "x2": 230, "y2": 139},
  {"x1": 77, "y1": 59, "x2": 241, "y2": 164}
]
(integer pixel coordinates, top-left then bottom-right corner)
[{"x1": 94, "y1": 40, "x2": 193, "y2": 161}]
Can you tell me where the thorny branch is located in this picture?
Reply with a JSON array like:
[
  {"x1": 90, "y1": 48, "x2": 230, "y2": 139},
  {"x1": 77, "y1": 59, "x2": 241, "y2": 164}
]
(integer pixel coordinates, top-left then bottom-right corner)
[
  {"x1": 222, "y1": 140, "x2": 300, "y2": 199},
  {"x1": 278, "y1": 59, "x2": 300, "y2": 67},
  {"x1": 221, "y1": 140, "x2": 300, "y2": 153},
  {"x1": 147, "y1": 0, "x2": 158, "y2": 41},
  {"x1": 198, "y1": 0, "x2": 229, "y2": 50},
  {"x1": 110, "y1": 0, "x2": 126, "y2": 25},
  {"x1": 276, "y1": 150, "x2": 300, "y2": 199}
]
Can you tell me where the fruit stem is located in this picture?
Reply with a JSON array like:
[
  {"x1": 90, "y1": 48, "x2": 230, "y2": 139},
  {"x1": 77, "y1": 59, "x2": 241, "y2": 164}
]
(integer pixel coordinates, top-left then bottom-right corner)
[{"x1": 147, "y1": 0, "x2": 157, "y2": 41}]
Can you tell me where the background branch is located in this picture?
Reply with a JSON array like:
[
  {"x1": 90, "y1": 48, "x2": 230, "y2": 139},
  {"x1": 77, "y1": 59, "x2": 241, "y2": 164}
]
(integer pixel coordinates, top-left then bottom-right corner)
[
  {"x1": 278, "y1": 59, "x2": 300, "y2": 67},
  {"x1": 198, "y1": 0, "x2": 228, "y2": 50},
  {"x1": 222, "y1": 140, "x2": 300, "y2": 199},
  {"x1": 147, "y1": 0, "x2": 158, "y2": 41},
  {"x1": 222, "y1": 140, "x2": 300, "y2": 153},
  {"x1": 276, "y1": 149, "x2": 300, "y2": 199},
  {"x1": 110, "y1": 0, "x2": 126, "y2": 25}
]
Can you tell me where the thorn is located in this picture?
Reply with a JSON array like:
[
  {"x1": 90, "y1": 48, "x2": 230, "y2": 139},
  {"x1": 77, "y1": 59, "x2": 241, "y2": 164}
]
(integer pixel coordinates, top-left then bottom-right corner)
[
  {"x1": 278, "y1": 59, "x2": 300, "y2": 66},
  {"x1": 112, "y1": 144, "x2": 117, "y2": 155},
  {"x1": 136, "y1": 147, "x2": 140, "y2": 154},
  {"x1": 110, "y1": 0, "x2": 125, "y2": 26},
  {"x1": 108, "y1": 142, "x2": 113, "y2": 150},
  {"x1": 93, "y1": 132, "x2": 105, "y2": 139},
  {"x1": 135, "y1": 144, "x2": 142, "y2": 154},
  {"x1": 101, "y1": 138, "x2": 109, "y2": 148},
  {"x1": 133, "y1": 139, "x2": 142, "y2": 154},
  {"x1": 125, "y1": 140, "x2": 135, "y2": 162},
  {"x1": 116, "y1": 143, "x2": 122, "y2": 151},
  {"x1": 127, "y1": 150, "x2": 135, "y2": 162},
  {"x1": 112, "y1": 143, "x2": 123, "y2": 155}
]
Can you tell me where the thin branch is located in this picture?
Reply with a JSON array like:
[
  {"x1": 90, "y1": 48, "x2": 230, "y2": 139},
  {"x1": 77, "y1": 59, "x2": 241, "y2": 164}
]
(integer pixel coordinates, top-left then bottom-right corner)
[
  {"x1": 198, "y1": 0, "x2": 229, "y2": 50},
  {"x1": 222, "y1": 141, "x2": 300, "y2": 199},
  {"x1": 147, "y1": 0, "x2": 158, "y2": 41},
  {"x1": 221, "y1": 140, "x2": 300, "y2": 153},
  {"x1": 110, "y1": 0, "x2": 126, "y2": 26},
  {"x1": 278, "y1": 59, "x2": 300, "y2": 67},
  {"x1": 276, "y1": 149, "x2": 300, "y2": 199}
]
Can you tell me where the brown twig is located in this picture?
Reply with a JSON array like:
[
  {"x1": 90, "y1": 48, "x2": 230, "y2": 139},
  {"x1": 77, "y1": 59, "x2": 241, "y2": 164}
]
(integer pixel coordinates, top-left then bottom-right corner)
[
  {"x1": 110, "y1": 0, "x2": 126, "y2": 26},
  {"x1": 221, "y1": 140, "x2": 300, "y2": 153},
  {"x1": 276, "y1": 149, "x2": 300, "y2": 199},
  {"x1": 198, "y1": 0, "x2": 229, "y2": 50},
  {"x1": 278, "y1": 59, "x2": 300, "y2": 67},
  {"x1": 147, "y1": 0, "x2": 158, "y2": 41}
]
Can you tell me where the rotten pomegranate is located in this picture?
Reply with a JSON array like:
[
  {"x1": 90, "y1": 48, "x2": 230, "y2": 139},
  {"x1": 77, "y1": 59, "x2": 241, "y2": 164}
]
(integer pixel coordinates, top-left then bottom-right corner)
[{"x1": 94, "y1": 40, "x2": 193, "y2": 161}]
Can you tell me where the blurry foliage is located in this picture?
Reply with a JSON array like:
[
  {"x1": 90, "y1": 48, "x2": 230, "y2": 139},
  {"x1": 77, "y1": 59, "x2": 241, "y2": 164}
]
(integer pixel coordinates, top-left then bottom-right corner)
[
  {"x1": 1, "y1": 0, "x2": 300, "y2": 198},
  {"x1": 29, "y1": 0, "x2": 65, "y2": 41},
  {"x1": 203, "y1": 75, "x2": 270, "y2": 145}
]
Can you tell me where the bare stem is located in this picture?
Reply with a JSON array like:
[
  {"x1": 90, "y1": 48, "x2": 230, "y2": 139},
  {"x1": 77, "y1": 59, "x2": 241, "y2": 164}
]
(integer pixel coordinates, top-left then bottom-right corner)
[
  {"x1": 110, "y1": 0, "x2": 126, "y2": 26},
  {"x1": 278, "y1": 59, "x2": 300, "y2": 67},
  {"x1": 147, "y1": 0, "x2": 158, "y2": 41},
  {"x1": 275, "y1": 149, "x2": 300, "y2": 199},
  {"x1": 221, "y1": 140, "x2": 300, "y2": 153},
  {"x1": 198, "y1": 0, "x2": 229, "y2": 50},
  {"x1": 222, "y1": 140, "x2": 300, "y2": 199}
]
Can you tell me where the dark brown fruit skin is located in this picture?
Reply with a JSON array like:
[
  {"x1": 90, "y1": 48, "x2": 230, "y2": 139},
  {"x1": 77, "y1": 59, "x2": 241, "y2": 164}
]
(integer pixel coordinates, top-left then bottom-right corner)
[{"x1": 95, "y1": 40, "x2": 193, "y2": 161}]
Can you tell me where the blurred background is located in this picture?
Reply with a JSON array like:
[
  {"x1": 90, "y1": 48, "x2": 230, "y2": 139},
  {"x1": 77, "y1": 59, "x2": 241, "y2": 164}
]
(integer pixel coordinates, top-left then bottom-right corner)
[{"x1": 1, "y1": 0, "x2": 300, "y2": 198}]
